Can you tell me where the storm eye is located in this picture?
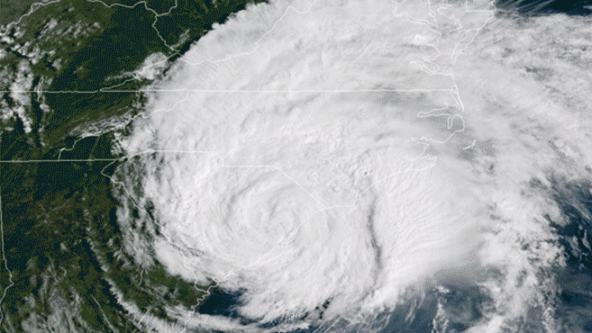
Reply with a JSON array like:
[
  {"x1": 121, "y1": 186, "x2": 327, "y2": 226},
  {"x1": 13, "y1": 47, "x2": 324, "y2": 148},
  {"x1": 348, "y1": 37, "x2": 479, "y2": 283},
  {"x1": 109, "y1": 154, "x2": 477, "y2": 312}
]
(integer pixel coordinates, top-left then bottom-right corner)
[{"x1": 105, "y1": 0, "x2": 592, "y2": 332}]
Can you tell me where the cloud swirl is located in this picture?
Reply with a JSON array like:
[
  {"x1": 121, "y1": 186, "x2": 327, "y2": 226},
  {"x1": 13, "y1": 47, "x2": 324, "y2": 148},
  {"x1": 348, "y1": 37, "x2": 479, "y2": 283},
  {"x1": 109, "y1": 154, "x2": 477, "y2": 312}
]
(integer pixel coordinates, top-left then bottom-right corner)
[{"x1": 111, "y1": 1, "x2": 592, "y2": 332}]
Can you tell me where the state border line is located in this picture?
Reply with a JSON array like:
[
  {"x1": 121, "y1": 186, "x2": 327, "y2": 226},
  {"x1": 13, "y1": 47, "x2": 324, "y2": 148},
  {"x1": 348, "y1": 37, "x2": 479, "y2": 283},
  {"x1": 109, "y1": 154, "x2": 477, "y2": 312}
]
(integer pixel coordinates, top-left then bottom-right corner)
[
  {"x1": 86, "y1": 0, "x2": 180, "y2": 51},
  {"x1": 0, "y1": 1, "x2": 497, "y2": 329},
  {"x1": 3, "y1": 88, "x2": 454, "y2": 93},
  {"x1": 0, "y1": 158, "x2": 120, "y2": 163},
  {"x1": 0, "y1": 134, "x2": 15, "y2": 328}
]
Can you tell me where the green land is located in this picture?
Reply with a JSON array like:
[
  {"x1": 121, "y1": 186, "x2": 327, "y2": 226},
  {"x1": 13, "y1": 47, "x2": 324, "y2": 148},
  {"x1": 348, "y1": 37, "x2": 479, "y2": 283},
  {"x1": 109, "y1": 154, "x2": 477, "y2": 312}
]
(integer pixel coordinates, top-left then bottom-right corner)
[{"x1": 0, "y1": 1, "x2": 265, "y2": 331}]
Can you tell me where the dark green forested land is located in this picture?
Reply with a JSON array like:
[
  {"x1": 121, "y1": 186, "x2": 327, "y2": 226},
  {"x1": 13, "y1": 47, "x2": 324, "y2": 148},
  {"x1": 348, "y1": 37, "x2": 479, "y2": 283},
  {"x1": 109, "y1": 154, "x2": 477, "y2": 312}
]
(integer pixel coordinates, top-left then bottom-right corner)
[{"x1": 0, "y1": 1, "x2": 265, "y2": 331}]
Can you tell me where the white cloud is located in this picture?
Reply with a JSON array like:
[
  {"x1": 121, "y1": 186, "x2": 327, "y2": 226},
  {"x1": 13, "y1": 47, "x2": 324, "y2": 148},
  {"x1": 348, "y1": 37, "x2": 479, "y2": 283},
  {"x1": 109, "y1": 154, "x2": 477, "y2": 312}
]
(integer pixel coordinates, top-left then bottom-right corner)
[{"x1": 112, "y1": 0, "x2": 592, "y2": 332}]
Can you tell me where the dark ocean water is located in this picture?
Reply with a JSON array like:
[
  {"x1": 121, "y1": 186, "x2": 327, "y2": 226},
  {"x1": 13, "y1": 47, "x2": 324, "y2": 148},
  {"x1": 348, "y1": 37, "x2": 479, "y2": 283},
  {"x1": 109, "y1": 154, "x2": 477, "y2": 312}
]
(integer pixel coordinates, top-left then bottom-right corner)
[
  {"x1": 550, "y1": 180, "x2": 592, "y2": 332},
  {"x1": 496, "y1": 0, "x2": 592, "y2": 16}
]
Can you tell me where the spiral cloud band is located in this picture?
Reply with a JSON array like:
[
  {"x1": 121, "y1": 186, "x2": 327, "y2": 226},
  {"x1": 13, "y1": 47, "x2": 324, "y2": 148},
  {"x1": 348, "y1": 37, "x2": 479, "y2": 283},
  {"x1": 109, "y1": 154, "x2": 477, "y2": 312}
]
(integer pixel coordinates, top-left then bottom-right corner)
[{"x1": 112, "y1": 0, "x2": 592, "y2": 332}]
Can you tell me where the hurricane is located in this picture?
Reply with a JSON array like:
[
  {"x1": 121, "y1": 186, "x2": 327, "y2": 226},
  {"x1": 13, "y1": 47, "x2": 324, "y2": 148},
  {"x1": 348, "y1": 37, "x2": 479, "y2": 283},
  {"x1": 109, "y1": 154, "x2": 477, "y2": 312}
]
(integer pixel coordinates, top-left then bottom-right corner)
[{"x1": 107, "y1": 0, "x2": 592, "y2": 332}]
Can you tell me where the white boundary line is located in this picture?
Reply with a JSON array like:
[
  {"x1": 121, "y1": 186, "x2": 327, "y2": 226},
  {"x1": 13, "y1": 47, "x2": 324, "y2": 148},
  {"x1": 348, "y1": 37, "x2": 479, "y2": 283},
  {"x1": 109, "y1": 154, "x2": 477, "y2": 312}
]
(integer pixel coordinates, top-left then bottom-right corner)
[
  {"x1": 3, "y1": 89, "x2": 454, "y2": 93},
  {"x1": 0, "y1": 0, "x2": 62, "y2": 35},
  {"x1": 86, "y1": 0, "x2": 179, "y2": 50},
  {"x1": 0, "y1": 1, "x2": 498, "y2": 330},
  {"x1": 0, "y1": 133, "x2": 15, "y2": 328},
  {"x1": 91, "y1": 295, "x2": 119, "y2": 333}
]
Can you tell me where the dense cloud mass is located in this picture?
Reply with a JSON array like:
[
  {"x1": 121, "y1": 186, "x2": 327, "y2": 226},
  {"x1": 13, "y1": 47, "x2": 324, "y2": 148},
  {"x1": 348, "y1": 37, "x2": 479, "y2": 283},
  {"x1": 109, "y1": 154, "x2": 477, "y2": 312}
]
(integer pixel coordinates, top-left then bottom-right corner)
[{"x1": 112, "y1": 0, "x2": 592, "y2": 332}]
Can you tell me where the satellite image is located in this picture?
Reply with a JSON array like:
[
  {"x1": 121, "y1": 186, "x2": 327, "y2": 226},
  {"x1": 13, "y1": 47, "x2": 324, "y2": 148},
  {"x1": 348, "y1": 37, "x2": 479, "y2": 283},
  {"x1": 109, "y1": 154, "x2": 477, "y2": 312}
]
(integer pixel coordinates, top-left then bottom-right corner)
[{"x1": 0, "y1": 0, "x2": 592, "y2": 332}]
